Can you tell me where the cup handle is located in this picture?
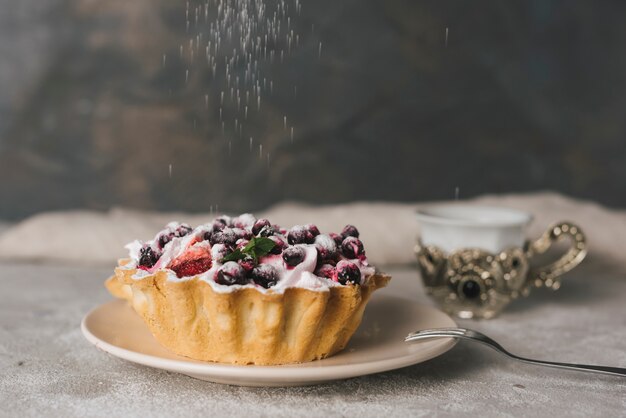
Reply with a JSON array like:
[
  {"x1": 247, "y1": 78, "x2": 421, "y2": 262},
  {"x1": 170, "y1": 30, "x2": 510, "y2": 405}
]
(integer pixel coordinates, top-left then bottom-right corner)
[{"x1": 526, "y1": 222, "x2": 587, "y2": 290}]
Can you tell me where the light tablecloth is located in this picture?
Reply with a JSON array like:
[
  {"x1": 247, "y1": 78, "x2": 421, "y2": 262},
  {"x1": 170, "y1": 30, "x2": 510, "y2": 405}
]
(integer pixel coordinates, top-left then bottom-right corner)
[{"x1": 0, "y1": 193, "x2": 625, "y2": 417}]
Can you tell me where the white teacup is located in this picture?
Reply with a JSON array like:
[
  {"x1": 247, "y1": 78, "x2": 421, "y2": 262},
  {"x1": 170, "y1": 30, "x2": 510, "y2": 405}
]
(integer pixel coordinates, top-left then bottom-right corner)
[
  {"x1": 414, "y1": 204, "x2": 587, "y2": 319},
  {"x1": 415, "y1": 204, "x2": 532, "y2": 253}
]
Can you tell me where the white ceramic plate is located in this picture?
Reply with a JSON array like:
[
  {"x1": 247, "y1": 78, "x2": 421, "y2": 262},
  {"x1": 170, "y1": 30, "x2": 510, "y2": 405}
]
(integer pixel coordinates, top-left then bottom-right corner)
[{"x1": 81, "y1": 295, "x2": 456, "y2": 386}]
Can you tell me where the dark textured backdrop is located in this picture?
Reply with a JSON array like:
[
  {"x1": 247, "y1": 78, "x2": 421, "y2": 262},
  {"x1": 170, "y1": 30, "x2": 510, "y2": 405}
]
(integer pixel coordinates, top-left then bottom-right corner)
[{"x1": 1, "y1": 0, "x2": 625, "y2": 220}]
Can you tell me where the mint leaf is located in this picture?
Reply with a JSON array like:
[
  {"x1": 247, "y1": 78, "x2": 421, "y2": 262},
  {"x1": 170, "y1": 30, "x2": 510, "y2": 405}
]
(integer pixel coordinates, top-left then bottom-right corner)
[
  {"x1": 220, "y1": 248, "x2": 245, "y2": 263},
  {"x1": 218, "y1": 237, "x2": 275, "y2": 263},
  {"x1": 242, "y1": 238, "x2": 257, "y2": 253},
  {"x1": 251, "y1": 237, "x2": 276, "y2": 258}
]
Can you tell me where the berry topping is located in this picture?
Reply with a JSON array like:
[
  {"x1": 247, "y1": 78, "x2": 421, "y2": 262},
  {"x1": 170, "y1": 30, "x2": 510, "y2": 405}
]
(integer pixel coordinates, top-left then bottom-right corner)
[
  {"x1": 202, "y1": 220, "x2": 225, "y2": 241},
  {"x1": 210, "y1": 219, "x2": 227, "y2": 232},
  {"x1": 315, "y1": 264, "x2": 336, "y2": 280},
  {"x1": 209, "y1": 228, "x2": 237, "y2": 246},
  {"x1": 305, "y1": 224, "x2": 321, "y2": 237},
  {"x1": 236, "y1": 239, "x2": 250, "y2": 249},
  {"x1": 157, "y1": 223, "x2": 193, "y2": 249},
  {"x1": 259, "y1": 226, "x2": 275, "y2": 237},
  {"x1": 216, "y1": 261, "x2": 248, "y2": 285},
  {"x1": 233, "y1": 228, "x2": 253, "y2": 240},
  {"x1": 287, "y1": 225, "x2": 315, "y2": 245},
  {"x1": 238, "y1": 254, "x2": 257, "y2": 272},
  {"x1": 336, "y1": 260, "x2": 361, "y2": 285},
  {"x1": 233, "y1": 213, "x2": 257, "y2": 229},
  {"x1": 251, "y1": 220, "x2": 277, "y2": 237},
  {"x1": 157, "y1": 233, "x2": 173, "y2": 249},
  {"x1": 314, "y1": 234, "x2": 338, "y2": 262},
  {"x1": 130, "y1": 214, "x2": 372, "y2": 291},
  {"x1": 252, "y1": 218, "x2": 271, "y2": 236},
  {"x1": 329, "y1": 232, "x2": 343, "y2": 247},
  {"x1": 341, "y1": 225, "x2": 359, "y2": 239},
  {"x1": 214, "y1": 216, "x2": 232, "y2": 228},
  {"x1": 250, "y1": 265, "x2": 279, "y2": 289},
  {"x1": 138, "y1": 246, "x2": 160, "y2": 269},
  {"x1": 341, "y1": 236, "x2": 365, "y2": 259},
  {"x1": 268, "y1": 236, "x2": 286, "y2": 254},
  {"x1": 169, "y1": 245, "x2": 212, "y2": 278},
  {"x1": 282, "y1": 245, "x2": 306, "y2": 267},
  {"x1": 211, "y1": 243, "x2": 232, "y2": 261},
  {"x1": 176, "y1": 223, "x2": 193, "y2": 236}
]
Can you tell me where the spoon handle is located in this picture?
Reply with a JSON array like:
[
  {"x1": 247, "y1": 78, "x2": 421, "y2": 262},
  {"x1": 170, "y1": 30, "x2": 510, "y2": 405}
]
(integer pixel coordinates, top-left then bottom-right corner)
[{"x1": 405, "y1": 328, "x2": 626, "y2": 378}]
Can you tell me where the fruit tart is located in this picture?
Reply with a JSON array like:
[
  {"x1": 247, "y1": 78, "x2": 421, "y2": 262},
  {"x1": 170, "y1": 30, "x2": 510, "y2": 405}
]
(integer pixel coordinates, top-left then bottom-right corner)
[{"x1": 105, "y1": 214, "x2": 390, "y2": 365}]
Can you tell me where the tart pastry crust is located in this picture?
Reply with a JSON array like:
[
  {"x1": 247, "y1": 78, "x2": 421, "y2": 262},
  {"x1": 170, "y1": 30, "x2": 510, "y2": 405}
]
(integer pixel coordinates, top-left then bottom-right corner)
[{"x1": 106, "y1": 259, "x2": 390, "y2": 365}]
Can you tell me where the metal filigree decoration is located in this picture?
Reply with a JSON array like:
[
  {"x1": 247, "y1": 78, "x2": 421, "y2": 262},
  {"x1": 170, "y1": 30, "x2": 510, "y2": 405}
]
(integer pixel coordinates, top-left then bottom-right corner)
[{"x1": 416, "y1": 222, "x2": 587, "y2": 319}]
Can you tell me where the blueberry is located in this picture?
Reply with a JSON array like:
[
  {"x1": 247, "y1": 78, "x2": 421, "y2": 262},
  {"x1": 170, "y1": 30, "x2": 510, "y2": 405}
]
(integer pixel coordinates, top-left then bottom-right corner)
[
  {"x1": 157, "y1": 233, "x2": 174, "y2": 249},
  {"x1": 211, "y1": 243, "x2": 232, "y2": 261},
  {"x1": 214, "y1": 216, "x2": 232, "y2": 228},
  {"x1": 268, "y1": 236, "x2": 286, "y2": 254},
  {"x1": 315, "y1": 234, "x2": 337, "y2": 262},
  {"x1": 329, "y1": 232, "x2": 343, "y2": 247},
  {"x1": 336, "y1": 260, "x2": 361, "y2": 285},
  {"x1": 305, "y1": 224, "x2": 320, "y2": 237},
  {"x1": 175, "y1": 223, "x2": 193, "y2": 237},
  {"x1": 138, "y1": 246, "x2": 160, "y2": 268},
  {"x1": 282, "y1": 245, "x2": 306, "y2": 267},
  {"x1": 233, "y1": 228, "x2": 252, "y2": 240},
  {"x1": 341, "y1": 236, "x2": 365, "y2": 259},
  {"x1": 250, "y1": 265, "x2": 279, "y2": 288},
  {"x1": 315, "y1": 264, "x2": 336, "y2": 280},
  {"x1": 259, "y1": 225, "x2": 276, "y2": 237},
  {"x1": 461, "y1": 280, "x2": 481, "y2": 299},
  {"x1": 287, "y1": 225, "x2": 315, "y2": 245},
  {"x1": 157, "y1": 223, "x2": 192, "y2": 249},
  {"x1": 341, "y1": 225, "x2": 359, "y2": 239},
  {"x1": 211, "y1": 220, "x2": 227, "y2": 232},
  {"x1": 216, "y1": 262, "x2": 247, "y2": 285},
  {"x1": 236, "y1": 239, "x2": 250, "y2": 249},
  {"x1": 252, "y1": 218, "x2": 271, "y2": 236},
  {"x1": 233, "y1": 213, "x2": 257, "y2": 229},
  {"x1": 315, "y1": 250, "x2": 325, "y2": 269},
  {"x1": 209, "y1": 228, "x2": 237, "y2": 246},
  {"x1": 238, "y1": 254, "x2": 257, "y2": 272},
  {"x1": 203, "y1": 220, "x2": 226, "y2": 241}
]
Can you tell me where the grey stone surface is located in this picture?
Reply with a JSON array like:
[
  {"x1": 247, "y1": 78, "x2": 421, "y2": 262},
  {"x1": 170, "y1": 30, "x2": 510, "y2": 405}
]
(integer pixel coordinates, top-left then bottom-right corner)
[
  {"x1": 2, "y1": 1, "x2": 626, "y2": 219},
  {"x1": 1, "y1": 260, "x2": 624, "y2": 417}
]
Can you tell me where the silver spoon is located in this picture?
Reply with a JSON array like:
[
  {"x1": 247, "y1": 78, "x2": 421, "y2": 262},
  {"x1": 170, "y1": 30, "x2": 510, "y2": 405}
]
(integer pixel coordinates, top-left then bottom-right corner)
[{"x1": 405, "y1": 327, "x2": 626, "y2": 378}]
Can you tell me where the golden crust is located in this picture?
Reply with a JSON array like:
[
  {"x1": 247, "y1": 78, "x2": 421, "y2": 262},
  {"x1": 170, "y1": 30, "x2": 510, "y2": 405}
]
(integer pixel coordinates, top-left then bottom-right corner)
[{"x1": 105, "y1": 259, "x2": 390, "y2": 365}]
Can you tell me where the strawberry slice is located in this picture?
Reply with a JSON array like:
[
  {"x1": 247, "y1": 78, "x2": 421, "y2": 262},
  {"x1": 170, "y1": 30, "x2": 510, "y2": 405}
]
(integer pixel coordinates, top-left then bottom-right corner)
[{"x1": 169, "y1": 245, "x2": 212, "y2": 278}]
